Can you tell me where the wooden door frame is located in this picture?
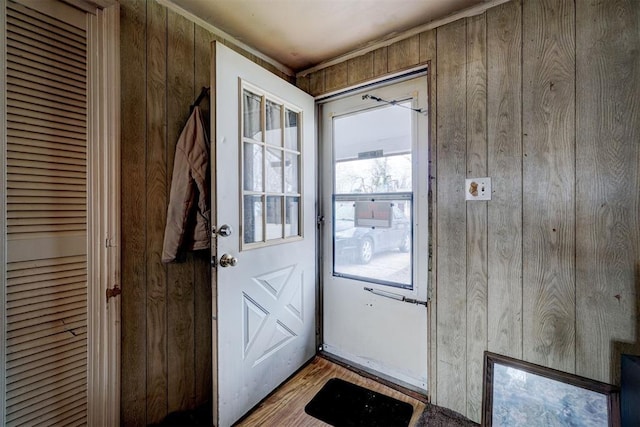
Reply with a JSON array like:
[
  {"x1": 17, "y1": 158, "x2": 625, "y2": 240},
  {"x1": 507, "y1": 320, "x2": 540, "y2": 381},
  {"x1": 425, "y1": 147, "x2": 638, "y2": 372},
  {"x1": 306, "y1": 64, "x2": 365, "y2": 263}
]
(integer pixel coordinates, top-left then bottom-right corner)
[{"x1": 0, "y1": 1, "x2": 120, "y2": 425}]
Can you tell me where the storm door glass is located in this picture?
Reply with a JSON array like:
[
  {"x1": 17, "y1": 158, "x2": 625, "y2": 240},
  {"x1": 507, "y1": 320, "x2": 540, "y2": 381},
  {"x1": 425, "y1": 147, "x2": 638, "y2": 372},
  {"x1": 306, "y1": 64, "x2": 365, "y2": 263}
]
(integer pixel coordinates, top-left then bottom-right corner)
[
  {"x1": 333, "y1": 102, "x2": 413, "y2": 288},
  {"x1": 242, "y1": 84, "x2": 302, "y2": 247}
]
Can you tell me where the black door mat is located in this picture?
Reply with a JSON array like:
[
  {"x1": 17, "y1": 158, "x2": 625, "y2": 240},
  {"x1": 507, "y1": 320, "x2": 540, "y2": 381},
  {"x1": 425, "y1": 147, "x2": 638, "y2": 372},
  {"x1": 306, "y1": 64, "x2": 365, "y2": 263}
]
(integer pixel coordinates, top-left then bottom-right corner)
[{"x1": 304, "y1": 378, "x2": 413, "y2": 426}]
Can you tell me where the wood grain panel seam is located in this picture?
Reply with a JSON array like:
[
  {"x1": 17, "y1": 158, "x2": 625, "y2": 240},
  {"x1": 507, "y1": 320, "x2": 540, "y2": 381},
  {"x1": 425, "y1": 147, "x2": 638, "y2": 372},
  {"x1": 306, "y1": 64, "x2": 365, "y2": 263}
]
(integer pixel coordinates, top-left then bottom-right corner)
[
  {"x1": 572, "y1": 0, "x2": 577, "y2": 375},
  {"x1": 464, "y1": 19, "x2": 469, "y2": 418},
  {"x1": 484, "y1": 10, "x2": 489, "y2": 364},
  {"x1": 164, "y1": 11, "x2": 170, "y2": 416},
  {"x1": 193, "y1": 24, "x2": 196, "y2": 101},
  {"x1": 192, "y1": 251, "x2": 197, "y2": 400},
  {"x1": 143, "y1": 3, "x2": 149, "y2": 423},
  {"x1": 189, "y1": 25, "x2": 200, "y2": 401},
  {"x1": 519, "y1": 0, "x2": 523, "y2": 361},
  {"x1": 427, "y1": 57, "x2": 438, "y2": 406},
  {"x1": 431, "y1": 29, "x2": 438, "y2": 406}
]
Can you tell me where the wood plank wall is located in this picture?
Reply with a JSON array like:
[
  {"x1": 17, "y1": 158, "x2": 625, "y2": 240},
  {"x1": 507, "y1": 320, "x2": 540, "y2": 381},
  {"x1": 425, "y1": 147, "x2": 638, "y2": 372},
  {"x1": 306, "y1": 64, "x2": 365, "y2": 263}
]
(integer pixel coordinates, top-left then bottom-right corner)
[
  {"x1": 297, "y1": 0, "x2": 640, "y2": 423},
  {"x1": 119, "y1": 1, "x2": 292, "y2": 425}
]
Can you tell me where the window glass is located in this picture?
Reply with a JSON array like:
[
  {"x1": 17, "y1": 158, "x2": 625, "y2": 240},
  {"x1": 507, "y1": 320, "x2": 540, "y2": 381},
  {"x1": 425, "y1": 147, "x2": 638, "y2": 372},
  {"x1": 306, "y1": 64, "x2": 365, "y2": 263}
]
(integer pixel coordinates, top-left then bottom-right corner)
[
  {"x1": 266, "y1": 100, "x2": 282, "y2": 146},
  {"x1": 243, "y1": 90, "x2": 262, "y2": 140},
  {"x1": 285, "y1": 109, "x2": 299, "y2": 150},
  {"x1": 285, "y1": 196, "x2": 300, "y2": 237},
  {"x1": 241, "y1": 84, "x2": 302, "y2": 248},
  {"x1": 333, "y1": 197, "x2": 412, "y2": 288},
  {"x1": 243, "y1": 195, "x2": 263, "y2": 244},
  {"x1": 243, "y1": 142, "x2": 263, "y2": 192},
  {"x1": 332, "y1": 102, "x2": 413, "y2": 289},
  {"x1": 266, "y1": 196, "x2": 283, "y2": 240},
  {"x1": 266, "y1": 147, "x2": 283, "y2": 193},
  {"x1": 285, "y1": 152, "x2": 299, "y2": 193}
]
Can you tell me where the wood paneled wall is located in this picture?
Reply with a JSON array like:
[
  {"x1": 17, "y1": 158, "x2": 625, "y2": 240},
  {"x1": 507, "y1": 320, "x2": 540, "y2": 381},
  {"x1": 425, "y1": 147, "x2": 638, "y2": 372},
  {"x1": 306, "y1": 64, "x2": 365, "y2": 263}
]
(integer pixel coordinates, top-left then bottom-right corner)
[
  {"x1": 298, "y1": 0, "x2": 640, "y2": 423},
  {"x1": 119, "y1": 1, "x2": 292, "y2": 425},
  {"x1": 118, "y1": 0, "x2": 639, "y2": 424}
]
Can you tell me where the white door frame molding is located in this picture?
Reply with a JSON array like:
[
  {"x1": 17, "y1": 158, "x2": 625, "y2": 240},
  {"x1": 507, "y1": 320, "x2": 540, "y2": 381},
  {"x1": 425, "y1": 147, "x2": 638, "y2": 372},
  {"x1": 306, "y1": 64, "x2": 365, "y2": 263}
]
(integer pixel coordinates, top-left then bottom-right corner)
[
  {"x1": 0, "y1": 4, "x2": 7, "y2": 424},
  {"x1": 86, "y1": 3, "x2": 121, "y2": 426}
]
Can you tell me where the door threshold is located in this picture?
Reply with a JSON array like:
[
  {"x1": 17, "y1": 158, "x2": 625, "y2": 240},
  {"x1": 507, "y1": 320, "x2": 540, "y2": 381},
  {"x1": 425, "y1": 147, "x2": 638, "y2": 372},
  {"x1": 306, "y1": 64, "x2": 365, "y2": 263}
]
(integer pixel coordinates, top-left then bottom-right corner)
[{"x1": 317, "y1": 351, "x2": 429, "y2": 403}]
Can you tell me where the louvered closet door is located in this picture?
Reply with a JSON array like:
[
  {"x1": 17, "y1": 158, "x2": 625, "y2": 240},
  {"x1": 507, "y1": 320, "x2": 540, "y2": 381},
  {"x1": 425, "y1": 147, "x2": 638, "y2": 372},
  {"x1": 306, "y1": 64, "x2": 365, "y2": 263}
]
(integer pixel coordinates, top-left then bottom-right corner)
[{"x1": 5, "y1": 1, "x2": 89, "y2": 425}]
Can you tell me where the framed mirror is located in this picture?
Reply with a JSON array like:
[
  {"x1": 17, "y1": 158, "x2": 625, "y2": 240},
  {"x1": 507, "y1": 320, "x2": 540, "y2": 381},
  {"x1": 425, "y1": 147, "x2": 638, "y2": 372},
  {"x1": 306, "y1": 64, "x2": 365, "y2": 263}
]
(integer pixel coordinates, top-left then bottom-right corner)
[{"x1": 482, "y1": 351, "x2": 620, "y2": 426}]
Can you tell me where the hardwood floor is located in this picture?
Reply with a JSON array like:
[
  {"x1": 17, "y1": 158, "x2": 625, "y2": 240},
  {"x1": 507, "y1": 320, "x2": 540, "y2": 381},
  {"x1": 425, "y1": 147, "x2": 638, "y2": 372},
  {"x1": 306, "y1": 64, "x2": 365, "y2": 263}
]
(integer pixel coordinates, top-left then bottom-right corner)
[{"x1": 236, "y1": 356, "x2": 427, "y2": 426}]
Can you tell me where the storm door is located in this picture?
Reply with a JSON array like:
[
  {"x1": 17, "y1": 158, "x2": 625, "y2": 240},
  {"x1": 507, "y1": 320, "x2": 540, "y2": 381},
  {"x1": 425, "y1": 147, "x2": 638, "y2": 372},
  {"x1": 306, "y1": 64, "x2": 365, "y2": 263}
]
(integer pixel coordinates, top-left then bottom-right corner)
[{"x1": 321, "y1": 76, "x2": 429, "y2": 392}]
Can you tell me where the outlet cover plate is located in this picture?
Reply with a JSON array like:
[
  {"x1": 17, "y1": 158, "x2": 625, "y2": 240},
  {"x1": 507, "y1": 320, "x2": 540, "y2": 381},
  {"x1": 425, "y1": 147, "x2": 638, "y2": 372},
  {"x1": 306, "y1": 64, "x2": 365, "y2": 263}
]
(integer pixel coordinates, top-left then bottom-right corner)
[{"x1": 465, "y1": 177, "x2": 491, "y2": 201}]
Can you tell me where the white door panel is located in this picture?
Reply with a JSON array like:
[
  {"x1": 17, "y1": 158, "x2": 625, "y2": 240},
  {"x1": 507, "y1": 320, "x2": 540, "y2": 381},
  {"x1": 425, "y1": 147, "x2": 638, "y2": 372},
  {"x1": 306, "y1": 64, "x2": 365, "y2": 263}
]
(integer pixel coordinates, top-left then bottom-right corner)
[{"x1": 213, "y1": 42, "x2": 316, "y2": 427}]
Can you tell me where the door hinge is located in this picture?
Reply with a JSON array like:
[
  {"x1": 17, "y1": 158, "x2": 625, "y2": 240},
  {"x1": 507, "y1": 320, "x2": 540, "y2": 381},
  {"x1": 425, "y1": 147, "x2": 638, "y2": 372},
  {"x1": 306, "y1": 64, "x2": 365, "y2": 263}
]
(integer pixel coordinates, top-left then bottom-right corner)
[
  {"x1": 106, "y1": 285, "x2": 121, "y2": 302},
  {"x1": 317, "y1": 215, "x2": 325, "y2": 227}
]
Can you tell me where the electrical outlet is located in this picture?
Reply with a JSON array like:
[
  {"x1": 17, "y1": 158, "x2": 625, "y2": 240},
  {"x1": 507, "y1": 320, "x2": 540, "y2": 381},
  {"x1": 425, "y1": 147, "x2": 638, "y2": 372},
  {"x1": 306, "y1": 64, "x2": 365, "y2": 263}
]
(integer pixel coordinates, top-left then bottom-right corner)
[{"x1": 465, "y1": 177, "x2": 491, "y2": 201}]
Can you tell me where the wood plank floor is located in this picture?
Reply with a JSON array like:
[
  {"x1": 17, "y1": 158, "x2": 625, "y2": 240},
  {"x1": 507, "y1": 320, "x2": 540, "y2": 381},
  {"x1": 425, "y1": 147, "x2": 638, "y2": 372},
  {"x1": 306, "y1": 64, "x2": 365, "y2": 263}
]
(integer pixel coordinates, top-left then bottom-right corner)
[{"x1": 236, "y1": 356, "x2": 427, "y2": 426}]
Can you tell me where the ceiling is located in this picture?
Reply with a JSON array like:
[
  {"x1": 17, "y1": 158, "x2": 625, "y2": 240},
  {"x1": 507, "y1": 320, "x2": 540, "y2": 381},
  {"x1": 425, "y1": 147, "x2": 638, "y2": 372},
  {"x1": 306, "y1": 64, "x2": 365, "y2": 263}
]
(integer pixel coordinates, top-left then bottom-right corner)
[{"x1": 167, "y1": 0, "x2": 486, "y2": 73}]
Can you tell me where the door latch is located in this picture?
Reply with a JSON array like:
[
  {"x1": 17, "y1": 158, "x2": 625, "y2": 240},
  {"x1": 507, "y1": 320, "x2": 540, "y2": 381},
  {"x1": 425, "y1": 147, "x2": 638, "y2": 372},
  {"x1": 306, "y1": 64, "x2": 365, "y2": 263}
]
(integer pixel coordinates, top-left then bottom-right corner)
[
  {"x1": 212, "y1": 224, "x2": 233, "y2": 237},
  {"x1": 210, "y1": 254, "x2": 238, "y2": 268},
  {"x1": 106, "y1": 285, "x2": 121, "y2": 302}
]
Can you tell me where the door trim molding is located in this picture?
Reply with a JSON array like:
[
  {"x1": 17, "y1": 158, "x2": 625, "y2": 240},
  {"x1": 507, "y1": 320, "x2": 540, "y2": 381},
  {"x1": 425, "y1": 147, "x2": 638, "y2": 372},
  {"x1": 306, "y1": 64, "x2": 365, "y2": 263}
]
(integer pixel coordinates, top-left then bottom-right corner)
[
  {"x1": 0, "y1": 2, "x2": 7, "y2": 423},
  {"x1": 86, "y1": 4, "x2": 121, "y2": 426}
]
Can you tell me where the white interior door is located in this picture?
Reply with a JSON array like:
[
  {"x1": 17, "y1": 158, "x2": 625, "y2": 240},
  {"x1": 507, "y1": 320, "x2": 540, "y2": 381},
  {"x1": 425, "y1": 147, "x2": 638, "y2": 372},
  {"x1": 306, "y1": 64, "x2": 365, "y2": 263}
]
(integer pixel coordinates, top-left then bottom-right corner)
[
  {"x1": 321, "y1": 76, "x2": 429, "y2": 392},
  {"x1": 212, "y1": 42, "x2": 316, "y2": 427}
]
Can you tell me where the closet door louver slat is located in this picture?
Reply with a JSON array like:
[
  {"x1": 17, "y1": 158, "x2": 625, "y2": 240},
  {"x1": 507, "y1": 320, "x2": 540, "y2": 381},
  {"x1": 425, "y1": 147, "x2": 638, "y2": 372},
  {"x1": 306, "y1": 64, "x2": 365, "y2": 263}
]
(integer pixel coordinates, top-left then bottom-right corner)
[
  {"x1": 6, "y1": 2, "x2": 85, "y2": 39},
  {"x1": 6, "y1": 84, "x2": 86, "y2": 111},
  {"x1": 5, "y1": 1, "x2": 88, "y2": 425},
  {"x1": 7, "y1": 336, "x2": 86, "y2": 368},
  {"x1": 7, "y1": 320, "x2": 87, "y2": 350},
  {"x1": 8, "y1": 128, "x2": 87, "y2": 148}
]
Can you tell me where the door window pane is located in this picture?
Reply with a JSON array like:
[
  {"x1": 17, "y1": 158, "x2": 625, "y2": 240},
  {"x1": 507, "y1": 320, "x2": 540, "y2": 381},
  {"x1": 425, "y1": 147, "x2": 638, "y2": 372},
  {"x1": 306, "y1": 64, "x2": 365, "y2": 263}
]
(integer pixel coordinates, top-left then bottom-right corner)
[
  {"x1": 285, "y1": 196, "x2": 300, "y2": 237},
  {"x1": 243, "y1": 195, "x2": 263, "y2": 244},
  {"x1": 335, "y1": 154, "x2": 411, "y2": 194},
  {"x1": 243, "y1": 142, "x2": 263, "y2": 191},
  {"x1": 334, "y1": 102, "x2": 412, "y2": 194},
  {"x1": 266, "y1": 100, "x2": 282, "y2": 146},
  {"x1": 333, "y1": 197, "x2": 412, "y2": 288},
  {"x1": 332, "y1": 102, "x2": 414, "y2": 289},
  {"x1": 266, "y1": 147, "x2": 283, "y2": 193},
  {"x1": 285, "y1": 109, "x2": 299, "y2": 150},
  {"x1": 266, "y1": 196, "x2": 283, "y2": 240},
  {"x1": 243, "y1": 90, "x2": 262, "y2": 140},
  {"x1": 285, "y1": 152, "x2": 299, "y2": 193}
]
